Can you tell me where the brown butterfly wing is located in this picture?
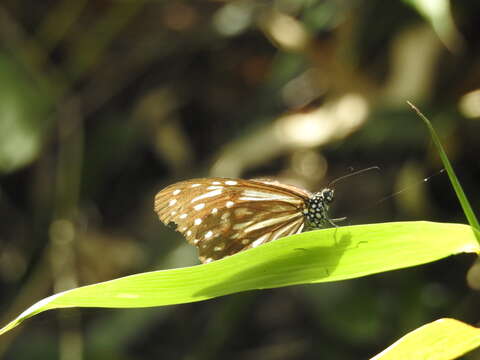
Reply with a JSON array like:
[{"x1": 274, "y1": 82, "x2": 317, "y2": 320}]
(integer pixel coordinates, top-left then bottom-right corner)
[{"x1": 154, "y1": 178, "x2": 310, "y2": 263}]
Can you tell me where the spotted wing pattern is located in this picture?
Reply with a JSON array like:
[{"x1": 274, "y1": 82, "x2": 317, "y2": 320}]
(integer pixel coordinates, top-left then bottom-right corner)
[{"x1": 154, "y1": 178, "x2": 311, "y2": 263}]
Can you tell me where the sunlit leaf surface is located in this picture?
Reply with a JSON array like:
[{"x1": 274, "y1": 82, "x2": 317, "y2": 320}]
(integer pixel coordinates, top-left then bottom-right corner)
[
  {"x1": 0, "y1": 221, "x2": 477, "y2": 336},
  {"x1": 371, "y1": 318, "x2": 480, "y2": 360}
]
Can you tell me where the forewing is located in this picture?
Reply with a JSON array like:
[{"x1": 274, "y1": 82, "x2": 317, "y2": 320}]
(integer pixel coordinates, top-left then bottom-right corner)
[{"x1": 154, "y1": 178, "x2": 309, "y2": 263}]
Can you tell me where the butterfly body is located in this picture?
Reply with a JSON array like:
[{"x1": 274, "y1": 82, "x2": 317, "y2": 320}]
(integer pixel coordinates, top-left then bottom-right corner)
[
  {"x1": 154, "y1": 178, "x2": 335, "y2": 263},
  {"x1": 304, "y1": 189, "x2": 335, "y2": 228}
]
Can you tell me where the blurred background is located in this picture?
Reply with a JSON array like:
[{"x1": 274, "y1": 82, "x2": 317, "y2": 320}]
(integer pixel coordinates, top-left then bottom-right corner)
[{"x1": 0, "y1": 0, "x2": 479, "y2": 359}]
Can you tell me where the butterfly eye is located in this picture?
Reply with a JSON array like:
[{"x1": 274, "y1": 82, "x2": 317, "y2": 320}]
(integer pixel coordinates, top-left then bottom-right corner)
[
  {"x1": 322, "y1": 188, "x2": 334, "y2": 203},
  {"x1": 154, "y1": 178, "x2": 336, "y2": 263}
]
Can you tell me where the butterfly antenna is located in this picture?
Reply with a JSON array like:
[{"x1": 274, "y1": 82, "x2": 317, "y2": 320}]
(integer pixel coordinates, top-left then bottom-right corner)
[
  {"x1": 328, "y1": 166, "x2": 380, "y2": 187},
  {"x1": 375, "y1": 168, "x2": 445, "y2": 206}
]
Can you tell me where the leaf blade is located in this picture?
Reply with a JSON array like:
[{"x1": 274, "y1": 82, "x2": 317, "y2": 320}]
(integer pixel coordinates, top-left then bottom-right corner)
[
  {"x1": 0, "y1": 221, "x2": 477, "y2": 336},
  {"x1": 407, "y1": 101, "x2": 480, "y2": 235},
  {"x1": 371, "y1": 318, "x2": 480, "y2": 360}
]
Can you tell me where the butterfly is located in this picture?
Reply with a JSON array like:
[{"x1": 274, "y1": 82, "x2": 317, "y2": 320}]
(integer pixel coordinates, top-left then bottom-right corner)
[{"x1": 154, "y1": 177, "x2": 337, "y2": 263}]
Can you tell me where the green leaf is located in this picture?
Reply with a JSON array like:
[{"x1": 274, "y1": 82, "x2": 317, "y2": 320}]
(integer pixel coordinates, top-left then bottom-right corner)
[
  {"x1": 371, "y1": 318, "x2": 480, "y2": 360},
  {"x1": 408, "y1": 102, "x2": 480, "y2": 291},
  {"x1": 0, "y1": 221, "x2": 477, "y2": 336},
  {"x1": 407, "y1": 102, "x2": 480, "y2": 237}
]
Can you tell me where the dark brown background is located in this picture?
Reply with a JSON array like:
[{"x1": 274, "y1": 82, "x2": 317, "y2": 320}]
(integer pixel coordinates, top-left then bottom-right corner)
[{"x1": 0, "y1": 1, "x2": 479, "y2": 359}]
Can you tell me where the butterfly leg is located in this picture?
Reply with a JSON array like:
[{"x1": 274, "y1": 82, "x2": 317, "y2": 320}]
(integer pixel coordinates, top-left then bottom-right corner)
[{"x1": 327, "y1": 217, "x2": 347, "y2": 227}]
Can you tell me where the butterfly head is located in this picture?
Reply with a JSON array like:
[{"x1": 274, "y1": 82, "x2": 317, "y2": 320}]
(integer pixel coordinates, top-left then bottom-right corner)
[
  {"x1": 304, "y1": 188, "x2": 334, "y2": 228},
  {"x1": 320, "y1": 188, "x2": 334, "y2": 203}
]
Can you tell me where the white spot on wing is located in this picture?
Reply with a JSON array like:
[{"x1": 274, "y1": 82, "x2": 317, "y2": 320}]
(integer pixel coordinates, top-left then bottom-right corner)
[
  {"x1": 168, "y1": 199, "x2": 177, "y2": 206},
  {"x1": 191, "y1": 183, "x2": 201, "y2": 188},
  {"x1": 233, "y1": 221, "x2": 253, "y2": 230},
  {"x1": 207, "y1": 186, "x2": 223, "y2": 190},
  {"x1": 191, "y1": 189, "x2": 223, "y2": 203},
  {"x1": 221, "y1": 212, "x2": 230, "y2": 220},
  {"x1": 277, "y1": 220, "x2": 298, "y2": 236},
  {"x1": 214, "y1": 243, "x2": 225, "y2": 251},
  {"x1": 194, "y1": 203, "x2": 205, "y2": 211},
  {"x1": 186, "y1": 230, "x2": 192, "y2": 236},
  {"x1": 212, "y1": 181, "x2": 221, "y2": 185},
  {"x1": 171, "y1": 211, "x2": 177, "y2": 216},
  {"x1": 239, "y1": 189, "x2": 301, "y2": 203},
  {"x1": 205, "y1": 230, "x2": 213, "y2": 239},
  {"x1": 271, "y1": 218, "x2": 304, "y2": 241},
  {"x1": 234, "y1": 208, "x2": 252, "y2": 217},
  {"x1": 251, "y1": 233, "x2": 270, "y2": 246},
  {"x1": 225, "y1": 180, "x2": 238, "y2": 185},
  {"x1": 194, "y1": 218, "x2": 202, "y2": 225},
  {"x1": 226, "y1": 201, "x2": 234, "y2": 208},
  {"x1": 173, "y1": 189, "x2": 181, "y2": 195},
  {"x1": 180, "y1": 213, "x2": 188, "y2": 219},
  {"x1": 251, "y1": 238, "x2": 264, "y2": 248},
  {"x1": 238, "y1": 197, "x2": 268, "y2": 202},
  {"x1": 211, "y1": 208, "x2": 218, "y2": 214},
  {"x1": 244, "y1": 214, "x2": 300, "y2": 233}
]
